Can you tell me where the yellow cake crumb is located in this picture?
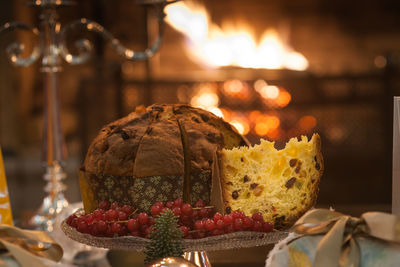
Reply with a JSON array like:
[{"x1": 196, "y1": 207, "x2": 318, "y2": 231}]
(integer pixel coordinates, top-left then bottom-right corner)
[{"x1": 220, "y1": 134, "x2": 323, "y2": 229}]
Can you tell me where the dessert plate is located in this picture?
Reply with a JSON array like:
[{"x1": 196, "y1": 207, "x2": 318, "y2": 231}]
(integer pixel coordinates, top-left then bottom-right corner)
[{"x1": 62, "y1": 209, "x2": 289, "y2": 252}]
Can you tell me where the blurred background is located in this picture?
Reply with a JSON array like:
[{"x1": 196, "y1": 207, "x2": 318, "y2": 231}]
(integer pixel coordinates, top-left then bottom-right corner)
[{"x1": 1, "y1": 0, "x2": 400, "y2": 222}]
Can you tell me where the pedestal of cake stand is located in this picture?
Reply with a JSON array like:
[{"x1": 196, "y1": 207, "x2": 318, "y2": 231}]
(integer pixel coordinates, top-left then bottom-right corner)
[{"x1": 184, "y1": 251, "x2": 211, "y2": 267}]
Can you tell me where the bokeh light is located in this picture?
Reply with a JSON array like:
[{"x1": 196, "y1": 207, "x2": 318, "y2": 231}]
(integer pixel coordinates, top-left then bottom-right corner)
[
  {"x1": 298, "y1": 115, "x2": 317, "y2": 131},
  {"x1": 275, "y1": 90, "x2": 291, "y2": 107}
]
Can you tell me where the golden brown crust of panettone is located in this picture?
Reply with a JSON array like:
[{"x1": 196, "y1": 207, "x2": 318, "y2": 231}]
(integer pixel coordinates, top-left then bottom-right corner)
[
  {"x1": 174, "y1": 109, "x2": 224, "y2": 174},
  {"x1": 83, "y1": 111, "x2": 152, "y2": 176},
  {"x1": 133, "y1": 116, "x2": 185, "y2": 177},
  {"x1": 173, "y1": 105, "x2": 249, "y2": 149},
  {"x1": 83, "y1": 104, "x2": 248, "y2": 179}
]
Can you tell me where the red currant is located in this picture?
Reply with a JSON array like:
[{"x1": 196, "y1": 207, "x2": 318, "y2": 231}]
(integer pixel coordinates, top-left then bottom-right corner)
[
  {"x1": 252, "y1": 221, "x2": 263, "y2": 232},
  {"x1": 252, "y1": 212, "x2": 264, "y2": 222},
  {"x1": 67, "y1": 215, "x2": 77, "y2": 226},
  {"x1": 213, "y1": 212, "x2": 223, "y2": 221},
  {"x1": 182, "y1": 204, "x2": 193, "y2": 216},
  {"x1": 93, "y1": 209, "x2": 104, "y2": 220},
  {"x1": 233, "y1": 218, "x2": 243, "y2": 231},
  {"x1": 71, "y1": 218, "x2": 79, "y2": 228},
  {"x1": 88, "y1": 223, "x2": 99, "y2": 236},
  {"x1": 110, "y1": 202, "x2": 120, "y2": 210},
  {"x1": 105, "y1": 209, "x2": 118, "y2": 221},
  {"x1": 204, "y1": 219, "x2": 216, "y2": 231},
  {"x1": 194, "y1": 220, "x2": 204, "y2": 230},
  {"x1": 119, "y1": 224, "x2": 128, "y2": 236},
  {"x1": 243, "y1": 217, "x2": 254, "y2": 229},
  {"x1": 127, "y1": 218, "x2": 139, "y2": 231},
  {"x1": 121, "y1": 205, "x2": 133, "y2": 215},
  {"x1": 140, "y1": 224, "x2": 148, "y2": 234},
  {"x1": 192, "y1": 210, "x2": 200, "y2": 219},
  {"x1": 199, "y1": 208, "x2": 208, "y2": 218},
  {"x1": 137, "y1": 212, "x2": 149, "y2": 225},
  {"x1": 195, "y1": 199, "x2": 206, "y2": 208},
  {"x1": 97, "y1": 220, "x2": 107, "y2": 233},
  {"x1": 223, "y1": 214, "x2": 233, "y2": 225},
  {"x1": 154, "y1": 201, "x2": 164, "y2": 208},
  {"x1": 180, "y1": 215, "x2": 192, "y2": 227},
  {"x1": 225, "y1": 224, "x2": 234, "y2": 233},
  {"x1": 148, "y1": 216, "x2": 155, "y2": 226},
  {"x1": 111, "y1": 223, "x2": 121, "y2": 235},
  {"x1": 207, "y1": 207, "x2": 215, "y2": 218},
  {"x1": 77, "y1": 221, "x2": 89, "y2": 233},
  {"x1": 99, "y1": 200, "x2": 110, "y2": 210},
  {"x1": 262, "y1": 222, "x2": 274, "y2": 232},
  {"x1": 231, "y1": 211, "x2": 241, "y2": 219},
  {"x1": 84, "y1": 214, "x2": 94, "y2": 224},
  {"x1": 118, "y1": 211, "x2": 128, "y2": 221},
  {"x1": 174, "y1": 199, "x2": 183, "y2": 208},
  {"x1": 166, "y1": 201, "x2": 174, "y2": 209},
  {"x1": 216, "y1": 219, "x2": 225, "y2": 230},
  {"x1": 151, "y1": 205, "x2": 162, "y2": 216},
  {"x1": 77, "y1": 216, "x2": 86, "y2": 224},
  {"x1": 172, "y1": 207, "x2": 181, "y2": 217},
  {"x1": 180, "y1": 226, "x2": 189, "y2": 237}
]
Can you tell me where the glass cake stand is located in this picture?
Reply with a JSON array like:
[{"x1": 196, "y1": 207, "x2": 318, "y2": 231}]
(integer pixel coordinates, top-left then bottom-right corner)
[{"x1": 62, "y1": 209, "x2": 288, "y2": 266}]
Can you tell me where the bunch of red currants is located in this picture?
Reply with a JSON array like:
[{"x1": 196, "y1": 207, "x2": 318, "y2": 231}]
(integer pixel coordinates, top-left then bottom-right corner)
[{"x1": 66, "y1": 199, "x2": 274, "y2": 239}]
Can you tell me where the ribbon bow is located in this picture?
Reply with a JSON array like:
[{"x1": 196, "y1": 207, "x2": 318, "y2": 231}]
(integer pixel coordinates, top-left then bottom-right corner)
[
  {"x1": 0, "y1": 224, "x2": 63, "y2": 267},
  {"x1": 291, "y1": 209, "x2": 400, "y2": 267}
]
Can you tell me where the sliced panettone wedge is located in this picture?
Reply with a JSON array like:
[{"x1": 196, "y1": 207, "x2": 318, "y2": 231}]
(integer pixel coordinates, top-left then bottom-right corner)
[{"x1": 218, "y1": 134, "x2": 323, "y2": 229}]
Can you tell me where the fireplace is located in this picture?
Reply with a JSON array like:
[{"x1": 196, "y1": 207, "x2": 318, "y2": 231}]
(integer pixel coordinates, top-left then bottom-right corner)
[{"x1": 111, "y1": 0, "x2": 399, "y2": 212}]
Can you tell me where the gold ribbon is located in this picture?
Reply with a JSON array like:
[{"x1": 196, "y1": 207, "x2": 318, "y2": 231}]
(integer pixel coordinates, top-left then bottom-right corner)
[
  {"x1": 0, "y1": 147, "x2": 12, "y2": 226},
  {"x1": 0, "y1": 224, "x2": 63, "y2": 267},
  {"x1": 291, "y1": 209, "x2": 400, "y2": 267}
]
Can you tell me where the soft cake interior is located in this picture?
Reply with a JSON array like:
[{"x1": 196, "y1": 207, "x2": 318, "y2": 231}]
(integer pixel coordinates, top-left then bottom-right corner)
[{"x1": 220, "y1": 134, "x2": 323, "y2": 228}]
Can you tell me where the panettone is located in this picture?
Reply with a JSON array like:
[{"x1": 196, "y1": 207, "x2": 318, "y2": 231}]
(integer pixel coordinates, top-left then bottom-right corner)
[
  {"x1": 218, "y1": 134, "x2": 323, "y2": 229},
  {"x1": 79, "y1": 104, "x2": 248, "y2": 213}
]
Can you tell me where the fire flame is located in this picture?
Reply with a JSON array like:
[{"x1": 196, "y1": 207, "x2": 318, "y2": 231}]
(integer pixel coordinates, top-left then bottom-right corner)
[{"x1": 165, "y1": 2, "x2": 308, "y2": 70}]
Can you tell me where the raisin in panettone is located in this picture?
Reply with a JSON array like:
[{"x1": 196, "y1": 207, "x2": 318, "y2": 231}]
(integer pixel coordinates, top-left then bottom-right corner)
[
  {"x1": 79, "y1": 104, "x2": 248, "y2": 213},
  {"x1": 218, "y1": 134, "x2": 323, "y2": 229}
]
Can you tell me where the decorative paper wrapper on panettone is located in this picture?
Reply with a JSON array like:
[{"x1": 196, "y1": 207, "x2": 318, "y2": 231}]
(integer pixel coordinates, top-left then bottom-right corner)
[
  {"x1": 266, "y1": 209, "x2": 400, "y2": 267},
  {"x1": 79, "y1": 170, "x2": 211, "y2": 213},
  {"x1": 80, "y1": 104, "x2": 248, "y2": 213}
]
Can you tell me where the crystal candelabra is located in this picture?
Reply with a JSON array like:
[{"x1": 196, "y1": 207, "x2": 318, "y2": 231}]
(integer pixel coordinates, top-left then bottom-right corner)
[{"x1": 0, "y1": 0, "x2": 175, "y2": 232}]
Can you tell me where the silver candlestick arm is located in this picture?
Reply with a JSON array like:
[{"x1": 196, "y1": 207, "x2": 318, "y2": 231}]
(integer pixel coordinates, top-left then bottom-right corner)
[
  {"x1": 0, "y1": 22, "x2": 41, "y2": 66},
  {"x1": 59, "y1": 16, "x2": 163, "y2": 64},
  {"x1": 0, "y1": 0, "x2": 176, "y2": 231}
]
